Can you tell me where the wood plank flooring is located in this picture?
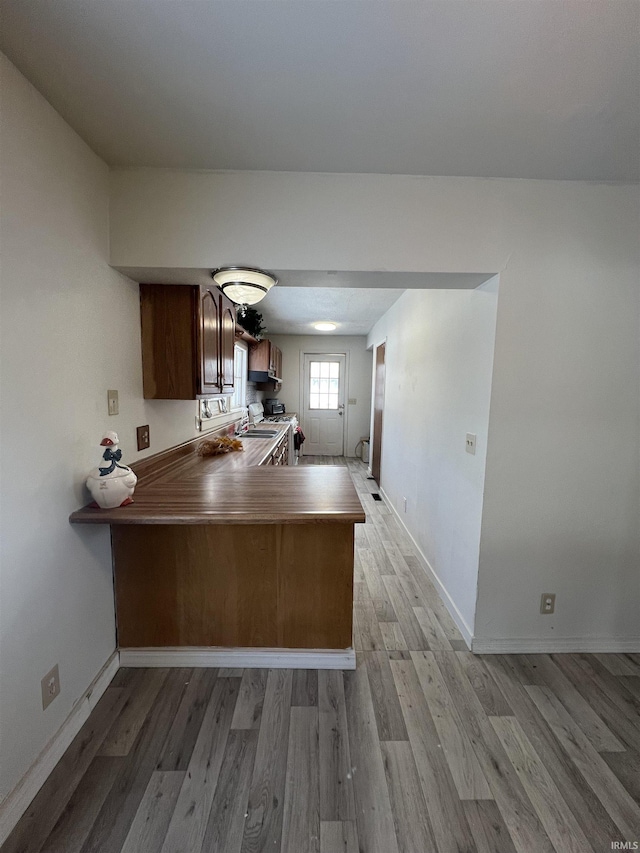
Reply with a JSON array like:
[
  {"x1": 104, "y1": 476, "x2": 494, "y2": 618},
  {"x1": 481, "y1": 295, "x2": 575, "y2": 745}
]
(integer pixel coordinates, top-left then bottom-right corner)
[{"x1": 3, "y1": 457, "x2": 640, "y2": 853}]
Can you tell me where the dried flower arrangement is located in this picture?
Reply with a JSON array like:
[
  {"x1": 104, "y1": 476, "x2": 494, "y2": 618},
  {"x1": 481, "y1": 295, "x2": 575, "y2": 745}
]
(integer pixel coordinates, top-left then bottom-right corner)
[{"x1": 197, "y1": 436, "x2": 244, "y2": 456}]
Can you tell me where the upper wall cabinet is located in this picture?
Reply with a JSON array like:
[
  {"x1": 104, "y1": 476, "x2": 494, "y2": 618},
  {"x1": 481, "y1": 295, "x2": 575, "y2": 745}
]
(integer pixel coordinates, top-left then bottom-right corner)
[
  {"x1": 198, "y1": 286, "x2": 221, "y2": 396},
  {"x1": 248, "y1": 339, "x2": 282, "y2": 383},
  {"x1": 219, "y1": 293, "x2": 235, "y2": 393},
  {"x1": 140, "y1": 283, "x2": 236, "y2": 399}
]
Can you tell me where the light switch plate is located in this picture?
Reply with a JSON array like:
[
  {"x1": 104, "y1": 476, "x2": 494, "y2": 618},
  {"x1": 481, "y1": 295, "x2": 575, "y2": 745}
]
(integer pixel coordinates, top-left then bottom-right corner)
[
  {"x1": 107, "y1": 390, "x2": 119, "y2": 416},
  {"x1": 137, "y1": 424, "x2": 150, "y2": 451},
  {"x1": 466, "y1": 433, "x2": 476, "y2": 455},
  {"x1": 41, "y1": 664, "x2": 60, "y2": 710}
]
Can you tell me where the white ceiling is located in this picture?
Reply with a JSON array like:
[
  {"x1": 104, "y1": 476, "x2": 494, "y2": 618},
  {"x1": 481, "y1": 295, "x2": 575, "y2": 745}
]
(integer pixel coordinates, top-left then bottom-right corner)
[
  {"x1": 2, "y1": 2, "x2": 635, "y2": 334},
  {"x1": 264, "y1": 269, "x2": 495, "y2": 335},
  {"x1": 115, "y1": 268, "x2": 495, "y2": 335},
  {"x1": 257, "y1": 288, "x2": 404, "y2": 336},
  {"x1": 0, "y1": 1, "x2": 638, "y2": 181}
]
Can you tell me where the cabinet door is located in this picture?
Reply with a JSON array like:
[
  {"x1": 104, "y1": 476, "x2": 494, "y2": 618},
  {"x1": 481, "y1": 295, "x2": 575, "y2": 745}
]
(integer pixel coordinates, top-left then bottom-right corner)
[
  {"x1": 248, "y1": 339, "x2": 271, "y2": 373},
  {"x1": 274, "y1": 346, "x2": 282, "y2": 381},
  {"x1": 198, "y1": 287, "x2": 221, "y2": 395},
  {"x1": 140, "y1": 284, "x2": 198, "y2": 400},
  {"x1": 219, "y1": 293, "x2": 236, "y2": 393}
]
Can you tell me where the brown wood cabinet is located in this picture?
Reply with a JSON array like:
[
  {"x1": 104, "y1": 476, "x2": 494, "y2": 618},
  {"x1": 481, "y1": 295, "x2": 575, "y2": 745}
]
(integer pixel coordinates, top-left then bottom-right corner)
[
  {"x1": 219, "y1": 294, "x2": 235, "y2": 393},
  {"x1": 274, "y1": 345, "x2": 282, "y2": 382},
  {"x1": 141, "y1": 283, "x2": 236, "y2": 399},
  {"x1": 271, "y1": 431, "x2": 289, "y2": 466},
  {"x1": 248, "y1": 338, "x2": 282, "y2": 382},
  {"x1": 198, "y1": 286, "x2": 221, "y2": 396}
]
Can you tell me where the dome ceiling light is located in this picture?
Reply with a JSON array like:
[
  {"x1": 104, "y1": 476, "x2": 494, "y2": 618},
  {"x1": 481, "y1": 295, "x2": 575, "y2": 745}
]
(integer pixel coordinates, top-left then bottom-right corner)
[
  {"x1": 211, "y1": 267, "x2": 277, "y2": 306},
  {"x1": 314, "y1": 322, "x2": 337, "y2": 332}
]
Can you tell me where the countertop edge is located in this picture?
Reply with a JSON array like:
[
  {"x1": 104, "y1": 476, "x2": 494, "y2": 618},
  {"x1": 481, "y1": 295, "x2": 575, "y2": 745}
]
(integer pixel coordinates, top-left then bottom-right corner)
[
  {"x1": 69, "y1": 512, "x2": 367, "y2": 525},
  {"x1": 70, "y1": 460, "x2": 366, "y2": 526}
]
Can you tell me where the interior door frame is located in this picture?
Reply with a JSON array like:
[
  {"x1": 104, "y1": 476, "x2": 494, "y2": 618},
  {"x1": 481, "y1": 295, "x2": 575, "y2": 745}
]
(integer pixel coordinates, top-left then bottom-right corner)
[
  {"x1": 371, "y1": 340, "x2": 386, "y2": 483},
  {"x1": 299, "y1": 351, "x2": 349, "y2": 456}
]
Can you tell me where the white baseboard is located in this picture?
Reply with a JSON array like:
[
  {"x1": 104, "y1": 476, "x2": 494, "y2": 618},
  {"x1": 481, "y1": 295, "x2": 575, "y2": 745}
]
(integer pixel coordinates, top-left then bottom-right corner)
[
  {"x1": 119, "y1": 647, "x2": 356, "y2": 669},
  {"x1": 0, "y1": 650, "x2": 119, "y2": 847},
  {"x1": 471, "y1": 637, "x2": 640, "y2": 654},
  {"x1": 378, "y1": 487, "x2": 474, "y2": 648}
]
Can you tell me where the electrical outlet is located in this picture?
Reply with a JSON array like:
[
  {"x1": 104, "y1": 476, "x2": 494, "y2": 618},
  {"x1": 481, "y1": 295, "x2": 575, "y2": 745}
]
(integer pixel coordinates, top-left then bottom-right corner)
[
  {"x1": 41, "y1": 664, "x2": 60, "y2": 710},
  {"x1": 540, "y1": 593, "x2": 556, "y2": 614},
  {"x1": 466, "y1": 433, "x2": 476, "y2": 455},
  {"x1": 136, "y1": 424, "x2": 150, "y2": 451},
  {"x1": 403, "y1": 496, "x2": 407, "y2": 513},
  {"x1": 107, "y1": 390, "x2": 119, "y2": 416}
]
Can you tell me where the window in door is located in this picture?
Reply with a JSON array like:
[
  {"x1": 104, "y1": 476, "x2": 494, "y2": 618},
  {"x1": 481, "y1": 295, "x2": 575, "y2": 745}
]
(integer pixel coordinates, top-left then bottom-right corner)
[{"x1": 309, "y1": 360, "x2": 340, "y2": 409}]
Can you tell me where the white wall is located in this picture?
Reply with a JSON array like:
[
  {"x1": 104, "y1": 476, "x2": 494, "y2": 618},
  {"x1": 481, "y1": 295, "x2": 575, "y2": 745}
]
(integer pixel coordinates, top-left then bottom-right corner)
[
  {"x1": 0, "y1": 54, "x2": 204, "y2": 804},
  {"x1": 368, "y1": 280, "x2": 499, "y2": 636},
  {"x1": 110, "y1": 169, "x2": 509, "y2": 273},
  {"x1": 475, "y1": 200, "x2": 640, "y2": 649},
  {"x1": 110, "y1": 168, "x2": 640, "y2": 649},
  {"x1": 268, "y1": 335, "x2": 372, "y2": 457}
]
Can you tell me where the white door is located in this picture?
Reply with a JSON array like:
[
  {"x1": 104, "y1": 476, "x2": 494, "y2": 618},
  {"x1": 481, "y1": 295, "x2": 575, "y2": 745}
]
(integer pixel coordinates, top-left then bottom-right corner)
[{"x1": 302, "y1": 354, "x2": 346, "y2": 456}]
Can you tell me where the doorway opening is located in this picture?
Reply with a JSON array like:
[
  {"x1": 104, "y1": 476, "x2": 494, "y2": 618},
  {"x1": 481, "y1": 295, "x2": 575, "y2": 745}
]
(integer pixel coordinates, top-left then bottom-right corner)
[
  {"x1": 302, "y1": 353, "x2": 346, "y2": 455},
  {"x1": 371, "y1": 341, "x2": 386, "y2": 483}
]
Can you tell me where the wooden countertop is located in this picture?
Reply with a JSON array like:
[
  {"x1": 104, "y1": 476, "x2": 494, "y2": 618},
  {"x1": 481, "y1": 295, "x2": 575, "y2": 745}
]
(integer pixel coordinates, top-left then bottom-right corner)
[{"x1": 69, "y1": 425, "x2": 365, "y2": 525}]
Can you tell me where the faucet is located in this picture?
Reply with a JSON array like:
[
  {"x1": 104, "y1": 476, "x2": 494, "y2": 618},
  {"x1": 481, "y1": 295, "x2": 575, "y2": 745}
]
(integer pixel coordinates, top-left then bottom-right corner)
[{"x1": 235, "y1": 414, "x2": 250, "y2": 435}]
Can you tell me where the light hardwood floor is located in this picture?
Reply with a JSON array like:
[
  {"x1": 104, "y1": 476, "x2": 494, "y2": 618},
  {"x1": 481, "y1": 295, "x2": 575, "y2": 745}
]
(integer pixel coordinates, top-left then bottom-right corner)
[{"x1": 3, "y1": 457, "x2": 639, "y2": 853}]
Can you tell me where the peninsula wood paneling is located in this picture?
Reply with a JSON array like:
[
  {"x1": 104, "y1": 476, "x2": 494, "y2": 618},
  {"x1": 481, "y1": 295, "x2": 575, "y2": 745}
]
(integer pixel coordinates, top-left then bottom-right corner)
[{"x1": 113, "y1": 523, "x2": 354, "y2": 649}]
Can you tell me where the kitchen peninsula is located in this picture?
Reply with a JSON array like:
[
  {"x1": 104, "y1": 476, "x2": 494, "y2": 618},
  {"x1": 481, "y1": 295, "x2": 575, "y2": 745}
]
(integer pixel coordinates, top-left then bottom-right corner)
[{"x1": 70, "y1": 425, "x2": 365, "y2": 669}]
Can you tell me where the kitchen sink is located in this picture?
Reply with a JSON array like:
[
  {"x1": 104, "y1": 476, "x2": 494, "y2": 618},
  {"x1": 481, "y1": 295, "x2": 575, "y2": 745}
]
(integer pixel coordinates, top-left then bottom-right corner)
[{"x1": 240, "y1": 430, "x2": 278, "y2": 438}]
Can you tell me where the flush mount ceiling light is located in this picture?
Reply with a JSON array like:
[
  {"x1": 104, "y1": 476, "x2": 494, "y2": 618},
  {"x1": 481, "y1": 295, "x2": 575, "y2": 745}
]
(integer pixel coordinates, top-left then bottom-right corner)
[
  {"x1": 211, "y1": 267, "x2": 277, "y2": 306},
  {"x1": 314, "y1": 322, "x2": 337, "y2": 332}
]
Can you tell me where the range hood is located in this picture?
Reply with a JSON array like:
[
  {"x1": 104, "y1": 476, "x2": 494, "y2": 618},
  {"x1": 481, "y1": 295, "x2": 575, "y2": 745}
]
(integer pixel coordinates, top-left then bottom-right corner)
[{"x1": 248, "y1": 369, "x2": 282, "y2": 385}]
